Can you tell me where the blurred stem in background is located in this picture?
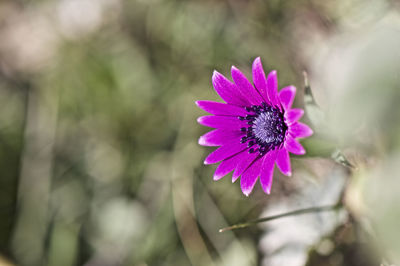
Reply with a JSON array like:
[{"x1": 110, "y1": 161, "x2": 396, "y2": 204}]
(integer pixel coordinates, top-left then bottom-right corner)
[
  {"x1": 219, "y1": 202, "x2": 342, "y2": 232},
  {"x1": 12, "y1": 84, "x2": 59, "y2": 266}
]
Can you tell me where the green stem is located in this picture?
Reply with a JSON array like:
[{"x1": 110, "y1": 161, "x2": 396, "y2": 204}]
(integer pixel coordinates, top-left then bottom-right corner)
[{"x1": 219, "y1": 203, "x2": 342, "y2": 233}]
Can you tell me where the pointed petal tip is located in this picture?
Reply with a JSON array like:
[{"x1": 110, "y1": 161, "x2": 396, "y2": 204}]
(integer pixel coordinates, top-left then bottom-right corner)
[
  {"x1": 278, "y1": 167, "x2": 292, "y2": 177},
  {"x1": 231, "y1": 66, "x2": 239, "y2": 75},
  {"x1": 232, "y1": 175, "x2": 238, "y2": 183},
  {"x1": 198, "y1": 136, "x2": 205, "y2": 146},
  {"x1": 253, "y1": 56, "x2": 262, "y2": 65},
  {"x1": 280, "y1": 164, "x2": 292, "y2": 176},
  {"x1": 280, "y1": 168, "x2": 292, "y2": 177},
  {"x1": 266, "y1": 70, "x2": 279, "y2": 105},
  {"x1": 298, "y1": 150, "x2": 306, "y2": 155},
  {"x1": 232, "y1": 176, "x2": 237, "y2": 183},
  {"x1": 285, "y1": 136, "x2": 306, "y2": 155},
  {"x1": 231, "y1": 65, "x2": 244, "y2": 76},
  {"x1": 289, "y1": 122, "x2": 314, "y2": 138},
  {"x1": 213, "y1": 174, "x2": 222, "y2": 181},
  {"x1": 275, "y1": 148, "x2": 292, "y2": 176},
  {"x1": 204, "y1": 156, "x2": 213, "y2": 165},
  {"x1": 261, "y1": 183, "x2": 272, "y2": 194},
  {"x1": 285, "y1": 109, "x2": 304, "y2": 123},
  {"x1": 252, "y1": 57, "x2": 264, "y2": 70},
  {"x1": 252, "y1": 57, "x2": 263, "y2": 71},
  {"x1": 211, "y1": 70, "x2": 220, "y2": 82},
  {"x1": 298, "y1": 145, "x2": 306, "y2": 155},
  {"x1": 195, "y1": 100, "x2": 202, "y2": 108},
  {"x1": 287, "y1": 85, "x2": 296, "y2": 93},
  {"x1": 279, "y1": 85, "x2": 297, "y2": 110}
]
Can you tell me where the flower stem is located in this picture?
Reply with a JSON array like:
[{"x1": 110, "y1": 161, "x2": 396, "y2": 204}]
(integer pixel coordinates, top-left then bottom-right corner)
[{"x1": 219, "y1": 203, "x2": 342, "y2": 233}]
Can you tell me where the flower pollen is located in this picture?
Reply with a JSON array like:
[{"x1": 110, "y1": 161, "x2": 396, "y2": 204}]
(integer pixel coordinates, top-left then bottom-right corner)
[{"x1": 238, "y1": 103, "x2": 287, "y2": 156}]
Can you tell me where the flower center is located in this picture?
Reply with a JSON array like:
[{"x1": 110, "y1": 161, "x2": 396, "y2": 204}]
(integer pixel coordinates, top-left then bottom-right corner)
[{"x1": 239, "y1": 103, "x2": 287, "y2": 155}]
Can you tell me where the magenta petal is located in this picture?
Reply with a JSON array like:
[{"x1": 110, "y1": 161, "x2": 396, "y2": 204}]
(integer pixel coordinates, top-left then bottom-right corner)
[
  {"x1": 213, "y1": 150, "x2": 247, "y2": 180},
  {"x1": 240, "y1": 156, "x2": 263, "y2": 196},
  {"x1": 232, "y1": 152, "x2": 258, "y2": 182},
  {"x1": 212, "y1": 71, "x2": 250, "y2": 106},
  {"x1": 197, "y1": 116, "x2": 247, "y2": 129},
  {"x1": 279, "y1": 86, "x2": 296, "y2": 110},
  {"x1": 285, "y1": 108, "x2": 304, "y2": 123},
  {"x1": 266, "y1": 70, "x2": 279, "y2": 107},
  {"x1": 259, "y1": 150, "x2": 277, "y2": 194},
  {"x1": 231, "y1": 66, "x2": 263, "y2": 105},
  {"x1": 275, "y1": 148, "x2": 291, "y2": 176},
  {"x1": 204, "y1": 141, "x2": 246, "y2": 165},
  {"x1": 289, "y1": 122, "x2": 313, "y2": 138},
  {"x1": 195, "y1": 100, "x2": 248, "y2": 116},
  {"x1": 199, "y1": 129, "x2": 243, "y2": 146},
  {"x1": 284, "y1": 136, "x2": 305, "y2": 155},
  {"x1": 252, "y1": 57, "x2": 269, "y2": 103}
]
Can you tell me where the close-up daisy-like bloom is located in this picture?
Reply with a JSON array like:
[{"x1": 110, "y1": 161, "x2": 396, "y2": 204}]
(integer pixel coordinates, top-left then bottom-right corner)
[{"x1": 196, "y1": 57, "x2": 313, "y2": 196}]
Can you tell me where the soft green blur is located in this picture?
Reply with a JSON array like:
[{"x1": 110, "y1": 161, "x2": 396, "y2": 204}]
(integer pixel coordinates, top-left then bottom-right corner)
[{"x1": 0, "y1": 0, "x2": 399, "y2": 266}]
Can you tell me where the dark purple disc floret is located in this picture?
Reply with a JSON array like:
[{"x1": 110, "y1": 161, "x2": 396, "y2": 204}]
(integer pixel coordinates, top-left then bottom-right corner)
[{"x1": 239, "y1": 103, "x2": 287, "y2": 155}]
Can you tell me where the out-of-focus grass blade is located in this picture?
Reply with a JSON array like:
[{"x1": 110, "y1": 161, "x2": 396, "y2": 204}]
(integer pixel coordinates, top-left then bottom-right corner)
[
  {"x1": 331, "y1": 149, "x2": 354, "y2": 169},
  {"x1": 303, "y1": 71, "x2": 326, "y2": 130}
]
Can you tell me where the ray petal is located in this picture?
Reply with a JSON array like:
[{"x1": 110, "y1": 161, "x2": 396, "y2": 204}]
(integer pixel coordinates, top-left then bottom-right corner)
[
  {"x1": 279, "y1": 85, "x2": 296, "y2": 110},
  {"x1": 212, "y1": 71, "x2": 250, "y2": 106},
  {"x1": 284, "y1": 136, "x2": 306, "y2": 155},
  {"x1": 289, "y1": 122, "x2": 313, "y2": 138},
  {"x1": 259, "y1": 150, "x2": 277, "y2": 194},
  {"x1": 195, "y1": 100, "x2": 249, "y2": 116},
  {"x1": 252, "y1": 57, "x2": 269, "y2": 102},
  {"x1": 240, "y1": 156, "x2": 263, "y2": 196},
  {"x1": 231, "y1": 66, "x2": 263, "y2": 105},
  {"x1": 275, "y1": 148, "x2": 292, "y2": 176}
]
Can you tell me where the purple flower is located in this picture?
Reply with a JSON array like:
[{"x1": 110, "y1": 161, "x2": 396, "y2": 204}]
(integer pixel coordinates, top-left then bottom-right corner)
[{"x1": 196, "y1": 57, "x2": 313, "y2": 196}]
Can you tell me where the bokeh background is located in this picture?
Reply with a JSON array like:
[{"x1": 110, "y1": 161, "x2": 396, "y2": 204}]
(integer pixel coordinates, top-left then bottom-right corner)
[{"x1": 0, "y1": 0, "x2": 400, "y2": 266}]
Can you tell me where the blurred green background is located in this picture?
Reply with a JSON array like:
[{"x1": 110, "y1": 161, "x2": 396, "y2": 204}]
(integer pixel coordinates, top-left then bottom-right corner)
[{"x1": 0, "y1": 0, "x2": 399, "y2": 266}]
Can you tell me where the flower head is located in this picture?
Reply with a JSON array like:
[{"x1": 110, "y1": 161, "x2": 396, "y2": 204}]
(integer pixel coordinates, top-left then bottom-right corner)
[{"x1": 196, "y1": 57, "x2": 313, "y2": 196}]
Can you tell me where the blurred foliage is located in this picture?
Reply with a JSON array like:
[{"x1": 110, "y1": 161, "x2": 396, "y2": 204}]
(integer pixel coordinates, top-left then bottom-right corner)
[{"x1": 0, "y1": 0, "x2": 399, "y2": 266}]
